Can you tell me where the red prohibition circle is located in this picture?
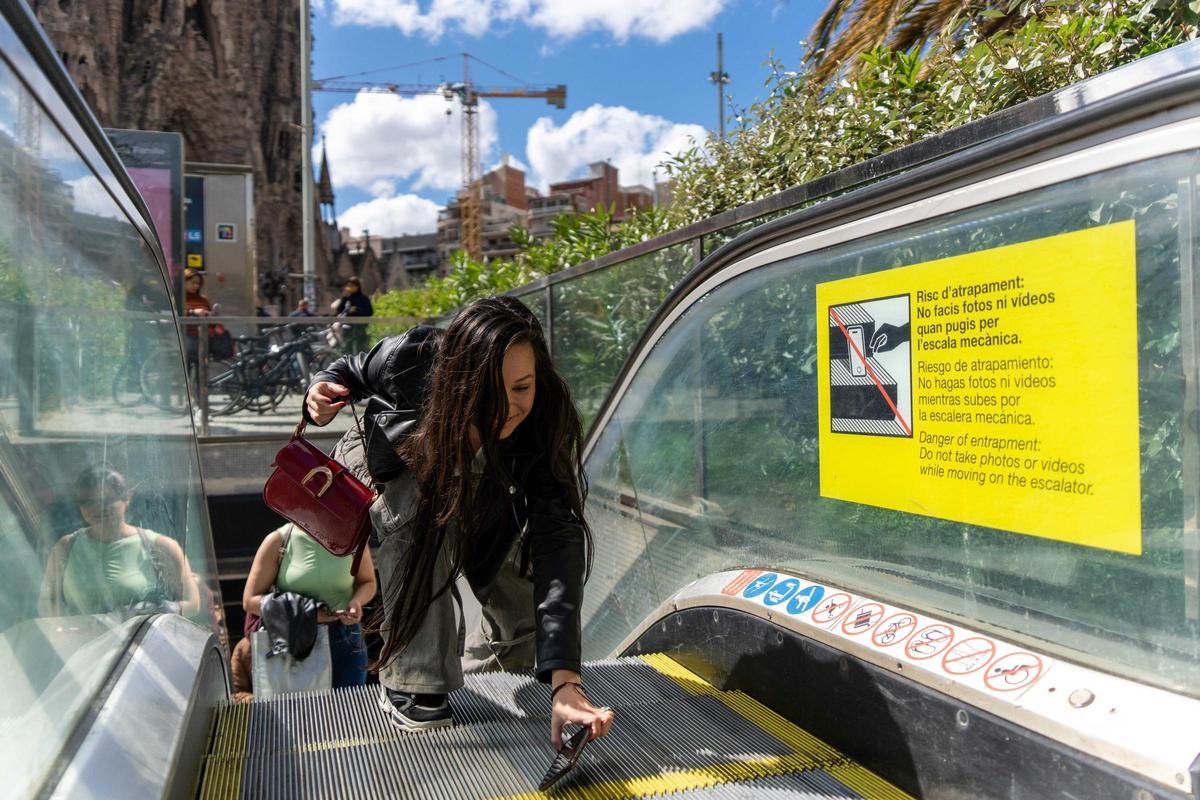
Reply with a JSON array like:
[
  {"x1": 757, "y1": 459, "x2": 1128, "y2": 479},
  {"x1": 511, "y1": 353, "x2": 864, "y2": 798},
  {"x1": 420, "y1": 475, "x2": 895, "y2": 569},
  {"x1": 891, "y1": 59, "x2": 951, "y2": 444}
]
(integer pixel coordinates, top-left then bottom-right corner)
[
  {"x1": 905, "y1": 623, "x2": 954, "y2": 660},
  {"x1": 984, "y1": 652, "x2": 1045, "y2": 692},
  {"x1": 872, "y1": 613, "x2": 918, "y2": 648},
  {"x1": 841, "y1": 602, "x2": 884, "y2": 636},
  {"x1": 941, "y1": 637, "x2": 996, "y2": 676},
  {"x1": 811, "y1": 592, "x2": 853, "y2": 625}
]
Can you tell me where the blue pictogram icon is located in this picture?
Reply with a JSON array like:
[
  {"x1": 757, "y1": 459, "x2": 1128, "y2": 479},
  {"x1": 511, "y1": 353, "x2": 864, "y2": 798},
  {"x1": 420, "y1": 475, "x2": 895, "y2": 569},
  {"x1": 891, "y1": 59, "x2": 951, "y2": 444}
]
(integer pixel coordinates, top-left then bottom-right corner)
[
  {"x1": 764, "y1": 578, "x2": 801, "y2": 606},
  {"x1": 743, "y1": 573, "x2": 778, "y2": 599},
  {"x1": 786, "y1": 584, "x2": 825, "y2": 615}
]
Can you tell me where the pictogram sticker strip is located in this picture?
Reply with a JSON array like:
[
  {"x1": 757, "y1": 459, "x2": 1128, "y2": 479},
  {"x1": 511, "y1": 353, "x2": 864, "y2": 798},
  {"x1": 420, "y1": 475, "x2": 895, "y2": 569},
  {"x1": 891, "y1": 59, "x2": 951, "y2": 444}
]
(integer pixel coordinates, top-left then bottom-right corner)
[
  {"x1": 722, "y1": 569, "x2": 763, "y2": 596},
  {"x1": 732, "y1": 571, "x2": 1051, "y2": 700}
]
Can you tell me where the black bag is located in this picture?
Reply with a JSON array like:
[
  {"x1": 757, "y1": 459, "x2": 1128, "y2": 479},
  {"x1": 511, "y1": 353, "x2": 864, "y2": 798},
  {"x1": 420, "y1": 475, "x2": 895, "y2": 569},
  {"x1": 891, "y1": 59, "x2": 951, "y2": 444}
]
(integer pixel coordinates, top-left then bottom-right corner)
[
  {"x1": 209, "y1": 326, "x2": 235, "y2": 360},
  {"x1": 363, "y1": 394, "x2": 419, "y2": 483}
]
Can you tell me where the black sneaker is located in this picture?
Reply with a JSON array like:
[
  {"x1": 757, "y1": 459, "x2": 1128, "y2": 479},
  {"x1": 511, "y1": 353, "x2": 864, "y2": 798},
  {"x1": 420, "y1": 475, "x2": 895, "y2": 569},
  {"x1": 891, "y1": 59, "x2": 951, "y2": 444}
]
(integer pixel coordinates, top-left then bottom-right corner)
[{"x1": 378, "y1": 686, "x2": 453, "y2": 731}]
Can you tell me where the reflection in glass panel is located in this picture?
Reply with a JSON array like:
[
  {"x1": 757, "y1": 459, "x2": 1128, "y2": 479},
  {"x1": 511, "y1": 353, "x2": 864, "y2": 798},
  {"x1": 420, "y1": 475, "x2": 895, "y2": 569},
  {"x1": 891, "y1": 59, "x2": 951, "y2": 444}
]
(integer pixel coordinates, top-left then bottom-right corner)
[
  {"x1": 582, "y1": 152, "x2": 1200, "y2": 695},
  {"x1": 515, "y1": 288, "x2": 549, "y2": 332},
  {"x1": 0, "y1": 57, "x2": 222, "y2": 794},
  {"x1": 552, "y1": 245, "x2": 694, "y2": 428}
]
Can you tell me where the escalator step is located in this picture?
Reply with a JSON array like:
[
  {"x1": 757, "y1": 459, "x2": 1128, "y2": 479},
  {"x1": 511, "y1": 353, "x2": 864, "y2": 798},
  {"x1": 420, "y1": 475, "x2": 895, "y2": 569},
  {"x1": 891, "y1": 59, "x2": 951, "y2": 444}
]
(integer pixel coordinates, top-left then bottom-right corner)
[{"x1": 198, "y1": 654, "x2": 911, "y2": 800}]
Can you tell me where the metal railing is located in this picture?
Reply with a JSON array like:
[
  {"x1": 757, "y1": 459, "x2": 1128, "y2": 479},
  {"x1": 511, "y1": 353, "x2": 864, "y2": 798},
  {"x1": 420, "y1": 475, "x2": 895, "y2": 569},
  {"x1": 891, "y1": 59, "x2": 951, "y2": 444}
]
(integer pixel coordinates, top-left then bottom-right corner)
[{"x1": 179, "y1": 315, "x2": 424, "y2": 439}]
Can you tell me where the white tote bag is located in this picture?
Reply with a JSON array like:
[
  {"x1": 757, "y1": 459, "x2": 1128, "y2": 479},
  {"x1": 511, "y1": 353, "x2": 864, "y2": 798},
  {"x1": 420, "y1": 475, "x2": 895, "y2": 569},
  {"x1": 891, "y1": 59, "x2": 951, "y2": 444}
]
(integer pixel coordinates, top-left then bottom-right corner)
[{"x1": 251, "y1": 625, "x2": 333, "y2": 699}]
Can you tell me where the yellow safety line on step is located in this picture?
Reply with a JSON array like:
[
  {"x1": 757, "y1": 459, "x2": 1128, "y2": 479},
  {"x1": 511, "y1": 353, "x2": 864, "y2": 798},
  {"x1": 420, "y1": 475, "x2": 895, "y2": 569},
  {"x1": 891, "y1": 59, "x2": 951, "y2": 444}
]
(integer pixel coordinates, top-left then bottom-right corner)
[
  {"x1": 829, "y1": 762, "x2": 917, "y2": 800},
  {"x1": 198, "y1": 701, "x2": 249, "y2": 800},
  {"x1": 492, "y1": 654, "x2": 914, "y2": 800}
]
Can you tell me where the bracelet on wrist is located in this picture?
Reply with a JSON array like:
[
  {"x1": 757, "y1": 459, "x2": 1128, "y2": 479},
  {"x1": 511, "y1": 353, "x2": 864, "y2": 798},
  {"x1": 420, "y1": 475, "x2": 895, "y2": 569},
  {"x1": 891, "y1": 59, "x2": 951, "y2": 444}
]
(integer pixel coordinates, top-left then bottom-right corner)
[{"x1": 551, "y1": 681, "x2": 583, "y2": 702}]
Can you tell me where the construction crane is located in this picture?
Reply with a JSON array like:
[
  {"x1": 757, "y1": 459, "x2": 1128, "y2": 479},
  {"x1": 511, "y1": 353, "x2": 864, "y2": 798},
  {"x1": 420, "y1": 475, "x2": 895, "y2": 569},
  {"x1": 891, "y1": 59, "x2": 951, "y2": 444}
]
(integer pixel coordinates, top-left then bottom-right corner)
[{"x1": 314, "y1": 54, "x2": 566, "y2": 261}]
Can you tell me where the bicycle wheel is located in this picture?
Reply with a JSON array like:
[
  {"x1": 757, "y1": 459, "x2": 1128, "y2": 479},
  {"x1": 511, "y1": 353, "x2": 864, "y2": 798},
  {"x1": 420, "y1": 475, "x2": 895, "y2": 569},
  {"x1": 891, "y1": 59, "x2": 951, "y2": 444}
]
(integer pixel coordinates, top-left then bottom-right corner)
[
  {"x1": 207, "y1": 359, "x2": 248, "y2": 416},
  {"x1": 240, "y1": 356, "x2": 289, "y2": 413},
  {"x1": 139, "y1": 349, "x2": 189, "y2": 412}
]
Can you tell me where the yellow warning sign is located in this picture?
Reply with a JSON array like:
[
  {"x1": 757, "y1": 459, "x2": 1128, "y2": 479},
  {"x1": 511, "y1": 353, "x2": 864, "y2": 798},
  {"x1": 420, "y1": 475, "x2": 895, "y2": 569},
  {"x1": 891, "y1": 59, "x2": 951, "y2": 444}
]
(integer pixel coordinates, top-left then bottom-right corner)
[{"x1": 816, "y1": 222, "x2": 1141, "y2": 554}]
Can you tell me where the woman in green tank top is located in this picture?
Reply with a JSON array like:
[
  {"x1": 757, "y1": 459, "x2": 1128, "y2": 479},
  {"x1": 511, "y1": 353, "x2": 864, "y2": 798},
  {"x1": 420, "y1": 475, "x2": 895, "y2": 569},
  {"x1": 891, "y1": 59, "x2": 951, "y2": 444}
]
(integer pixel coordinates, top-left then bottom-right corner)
[
  {"x1": 39, "y1": 466, "x2": 199, "y2": 617},
  {"x1": 243, "y1": 523, "x2": 376, "y2": 689}
]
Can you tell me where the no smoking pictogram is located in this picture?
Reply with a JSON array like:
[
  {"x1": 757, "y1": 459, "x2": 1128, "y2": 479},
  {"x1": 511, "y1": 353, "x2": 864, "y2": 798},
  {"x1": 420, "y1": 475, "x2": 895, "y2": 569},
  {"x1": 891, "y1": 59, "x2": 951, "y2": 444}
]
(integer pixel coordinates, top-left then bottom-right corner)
[
  {"x1": 841, "y1": 602, "x2": 884, "y2": 636},
  {"x1": 872, "y1": 613, "x2": 917, "y2": 648},
  {"x1": 942, "y1": 637, "x2": 996, "y2": 675},
  {"x1": 984, "y1": 652, "x2": 1045, "y2": 692},
  {"x1": 811, "y1": 593, "x2": 854, "y2": 625},
  {"x1": 906, "y1": 624, "x2": 954, "y2": 660}
]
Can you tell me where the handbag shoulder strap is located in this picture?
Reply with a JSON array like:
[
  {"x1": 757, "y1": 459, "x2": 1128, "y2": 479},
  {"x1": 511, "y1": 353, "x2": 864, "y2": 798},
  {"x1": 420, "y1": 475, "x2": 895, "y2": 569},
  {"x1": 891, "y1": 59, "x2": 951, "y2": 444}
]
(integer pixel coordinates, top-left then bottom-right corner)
[
  {"x1": 279, "y1": 524, "x2": 293, "y2": 562},
  {"x1": 135, "y1": 528, "x2": 171, "y2": 599}
]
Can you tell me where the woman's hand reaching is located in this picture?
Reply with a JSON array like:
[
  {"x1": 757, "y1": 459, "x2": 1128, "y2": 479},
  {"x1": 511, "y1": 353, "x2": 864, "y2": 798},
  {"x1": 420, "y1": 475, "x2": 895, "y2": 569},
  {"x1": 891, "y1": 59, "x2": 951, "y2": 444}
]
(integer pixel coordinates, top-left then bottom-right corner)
[
  {"x1": 306, "y1": 380, "x2": 349, "y2": 425},
  {"x1": 550, "y1": 673, "x2": 614, "y2": 749}
]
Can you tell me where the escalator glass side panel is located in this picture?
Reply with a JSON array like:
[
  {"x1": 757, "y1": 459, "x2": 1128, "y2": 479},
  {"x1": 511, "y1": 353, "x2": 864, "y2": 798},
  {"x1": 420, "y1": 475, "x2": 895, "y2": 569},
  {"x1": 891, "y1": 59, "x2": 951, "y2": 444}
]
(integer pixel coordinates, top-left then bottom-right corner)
[
  {"x1": 0, "y1": 10, "x2": 224, "y2": 798},
  {"x1": 551, "y1": 243, "x2": 695, "y2": 429},
  {"x1": 580, "y1": 139, "x2": 1200, "y2": 699}
]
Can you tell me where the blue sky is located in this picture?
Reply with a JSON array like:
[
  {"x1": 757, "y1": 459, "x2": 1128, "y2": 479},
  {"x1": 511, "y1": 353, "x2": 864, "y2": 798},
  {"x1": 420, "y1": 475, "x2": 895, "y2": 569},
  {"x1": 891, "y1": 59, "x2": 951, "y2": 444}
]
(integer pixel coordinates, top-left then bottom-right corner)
[{"x1": 311, "y1": 0, "x2": 823, "y2": 237}]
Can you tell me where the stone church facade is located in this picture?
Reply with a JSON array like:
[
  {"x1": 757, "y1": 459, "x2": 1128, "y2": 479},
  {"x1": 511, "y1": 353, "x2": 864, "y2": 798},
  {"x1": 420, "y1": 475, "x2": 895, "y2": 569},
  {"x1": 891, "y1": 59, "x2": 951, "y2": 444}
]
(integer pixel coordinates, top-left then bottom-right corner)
[{"x1": 29, "y1": 0, "x2": 344, "y2": 308}]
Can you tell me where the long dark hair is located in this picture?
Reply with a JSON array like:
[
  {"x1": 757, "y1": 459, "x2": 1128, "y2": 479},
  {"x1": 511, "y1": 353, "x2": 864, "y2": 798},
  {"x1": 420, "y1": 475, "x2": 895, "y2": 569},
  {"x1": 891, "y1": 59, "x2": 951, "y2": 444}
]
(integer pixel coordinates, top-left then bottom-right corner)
[{"x1": 374, "y1": 295, "x2": 591, "y2": 669}]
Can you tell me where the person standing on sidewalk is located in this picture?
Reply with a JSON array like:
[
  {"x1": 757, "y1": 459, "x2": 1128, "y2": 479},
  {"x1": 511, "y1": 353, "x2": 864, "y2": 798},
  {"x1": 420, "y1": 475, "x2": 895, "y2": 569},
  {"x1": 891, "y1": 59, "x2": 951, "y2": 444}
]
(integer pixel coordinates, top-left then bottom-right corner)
[{"x1": 331, "y1": 278, "x2": 372, "y2": 354}]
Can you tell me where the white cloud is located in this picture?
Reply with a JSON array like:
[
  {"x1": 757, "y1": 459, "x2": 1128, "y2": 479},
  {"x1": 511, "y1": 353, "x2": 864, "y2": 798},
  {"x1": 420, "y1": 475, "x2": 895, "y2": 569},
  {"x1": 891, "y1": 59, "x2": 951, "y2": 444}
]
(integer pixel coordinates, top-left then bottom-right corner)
[
  {"x1": 318, "y1": 92, "x2": 497, "y2": 194},
  {"x1": 488, "y1": 154, "x2": 529, "y2": 174},
  {"x1": 339, "y1": 194, "x2": 441, "y2": 236},
  {"x1": 326, "y1": 0, "x2": 726, "y2": 42},
  {"x1": 526, "y1": 104, "x2": 705, "y2": 191},
  {"x1": 67, "y1": 175, "x2": 123, "y2": 219},
  {"x1": 529, "y1": 0, "x2": 727, "y2": 42}
]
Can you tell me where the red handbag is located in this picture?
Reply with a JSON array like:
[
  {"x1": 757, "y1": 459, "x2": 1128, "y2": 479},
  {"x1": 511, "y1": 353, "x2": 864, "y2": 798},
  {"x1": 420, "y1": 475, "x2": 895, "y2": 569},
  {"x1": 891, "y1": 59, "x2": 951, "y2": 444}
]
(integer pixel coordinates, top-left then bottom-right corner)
[{"x1": 263, "y1": 420, "x2": 376, "y2": 575}]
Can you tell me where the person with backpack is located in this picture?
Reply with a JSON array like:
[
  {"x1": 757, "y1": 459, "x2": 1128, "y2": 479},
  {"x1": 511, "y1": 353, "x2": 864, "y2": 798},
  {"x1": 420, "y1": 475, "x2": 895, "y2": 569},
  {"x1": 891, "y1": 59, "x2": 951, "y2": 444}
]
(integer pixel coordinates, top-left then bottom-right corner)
[
  {"x1": 303, "y1": 296, "x2": 614, "y2": 748},
  {"x1": 39, "y1": 465, "x2": 199, "y2": 617}
]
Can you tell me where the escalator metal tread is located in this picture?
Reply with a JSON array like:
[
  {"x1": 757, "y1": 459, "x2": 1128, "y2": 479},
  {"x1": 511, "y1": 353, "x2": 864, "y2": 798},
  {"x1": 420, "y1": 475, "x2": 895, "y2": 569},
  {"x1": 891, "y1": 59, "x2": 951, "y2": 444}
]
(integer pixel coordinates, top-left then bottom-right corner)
[{"x1": 198, "y1": 653, "x2": 911, "y2": 799}]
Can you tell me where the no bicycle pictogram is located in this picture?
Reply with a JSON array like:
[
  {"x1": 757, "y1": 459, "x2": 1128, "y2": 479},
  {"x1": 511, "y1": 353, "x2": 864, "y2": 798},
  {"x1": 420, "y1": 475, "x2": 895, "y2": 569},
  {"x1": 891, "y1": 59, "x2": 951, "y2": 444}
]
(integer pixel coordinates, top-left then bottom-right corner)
[
  {"x1": 984, "y1": 652, "x2": 1045, "y2": 692},
  {"x1": 811, "y1": 593, "x2": 854, "y2": 625},
  {"x1": 872, "y1": 613, "x2": 918, "y2": 648},
  {"x1": 906, "y1": 624, "x2": 954, "y2": 660},
  {"x1": 942, "y1": 637, "x2": 996, "y2": 676},
  {"x1": 841, "y1": 602, "x2": 885, "y2": 636}
]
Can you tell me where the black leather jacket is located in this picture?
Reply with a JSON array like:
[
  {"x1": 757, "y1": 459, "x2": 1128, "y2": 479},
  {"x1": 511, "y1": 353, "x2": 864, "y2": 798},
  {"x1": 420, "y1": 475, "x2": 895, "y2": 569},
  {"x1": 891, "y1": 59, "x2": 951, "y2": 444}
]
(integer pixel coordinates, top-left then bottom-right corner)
[{"x1": 305, "y1": 326, "x2": 587, "y2": 681}]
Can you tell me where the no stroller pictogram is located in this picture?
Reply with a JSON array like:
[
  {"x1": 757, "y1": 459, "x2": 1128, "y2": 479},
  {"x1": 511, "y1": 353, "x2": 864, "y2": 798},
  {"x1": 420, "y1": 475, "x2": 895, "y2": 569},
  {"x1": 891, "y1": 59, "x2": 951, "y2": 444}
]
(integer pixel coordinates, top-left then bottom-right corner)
[{"x1": 906, "y1": 624, "x2": 954, "y2": 660}]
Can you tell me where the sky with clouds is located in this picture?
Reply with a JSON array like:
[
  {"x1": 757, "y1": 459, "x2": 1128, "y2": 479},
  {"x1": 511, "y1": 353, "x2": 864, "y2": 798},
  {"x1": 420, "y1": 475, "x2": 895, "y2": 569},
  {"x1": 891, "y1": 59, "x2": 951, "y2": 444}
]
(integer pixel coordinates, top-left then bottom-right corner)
[{"x1": 313, "y1": 0, "x2": 822, "y2": 237}]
